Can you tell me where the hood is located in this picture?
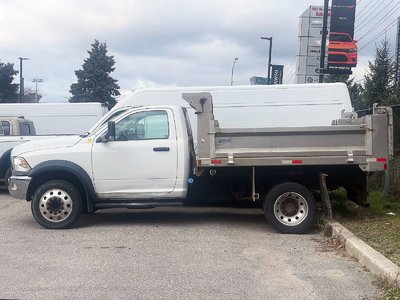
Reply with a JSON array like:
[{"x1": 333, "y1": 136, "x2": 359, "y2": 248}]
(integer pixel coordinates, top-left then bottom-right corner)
[
  {"x1": 12, "y1": 135, "x2": 82, "y2": 157},
  {"x1": 329, "y1": 41, "x2": 357, "y2": 48}
]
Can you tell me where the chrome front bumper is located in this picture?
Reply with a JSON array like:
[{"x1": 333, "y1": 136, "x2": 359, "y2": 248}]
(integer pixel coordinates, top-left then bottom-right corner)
[{"x1": 8, "y1": 176, "x2": 31, "y2": 200}]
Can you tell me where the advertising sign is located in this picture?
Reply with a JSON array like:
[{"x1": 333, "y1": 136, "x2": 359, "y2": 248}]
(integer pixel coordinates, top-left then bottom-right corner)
[
  {"x1": 296, "y1": 6, "x2": 330, "y2": 84},
  {"x1": 310, "y1": 6, "x2": 330, "y2": 18},
  {"x1": 330, "y1": 0, "x2": 356, "y2": 38},
  {"x1": 271, "y1": 65, "x2": 284, "y2": 85},
  {"x1": 328, "y1": 0, "x2": 357, "y2": 71}
]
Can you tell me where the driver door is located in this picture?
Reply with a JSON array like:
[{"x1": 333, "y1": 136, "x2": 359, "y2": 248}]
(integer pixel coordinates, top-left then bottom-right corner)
[{"x1": 91, "y1": 108, "x2": 178, "y2": 199}]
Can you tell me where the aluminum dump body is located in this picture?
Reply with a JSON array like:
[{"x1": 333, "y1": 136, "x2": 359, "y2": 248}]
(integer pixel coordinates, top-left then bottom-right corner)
[{"x1": 183, "y1": 93, "x2": 392, "y2": 172}]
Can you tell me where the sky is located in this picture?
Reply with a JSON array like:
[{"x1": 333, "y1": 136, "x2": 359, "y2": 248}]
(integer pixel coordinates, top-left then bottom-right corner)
[{"x1": 0, "y1": 0, "x2": 398, "y2": 102}]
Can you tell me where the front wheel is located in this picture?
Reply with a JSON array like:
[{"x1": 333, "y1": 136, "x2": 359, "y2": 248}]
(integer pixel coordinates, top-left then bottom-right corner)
[
  {"x1": 31, "y1": 180, "x2": 82, "y2": 229},
  {"x1": 264, "y1": 182, "x2": 317, "y2": 234}
]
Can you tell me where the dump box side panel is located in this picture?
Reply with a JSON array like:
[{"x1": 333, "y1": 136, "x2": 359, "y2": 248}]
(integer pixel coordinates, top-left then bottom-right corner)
[
  {"x1": 183, "y1": 92, "x2": 391, "y2": 172},
  {"x1": 214, "y1": 126, "x2": 366, "y2": 157}
]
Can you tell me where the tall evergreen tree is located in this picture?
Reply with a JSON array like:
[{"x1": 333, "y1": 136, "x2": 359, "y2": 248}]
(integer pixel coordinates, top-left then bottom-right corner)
[
  {"x1": 0, "y1": 60, "x2": 19, "y2": 103},
  {"x1": 363, "y1": 39, "x2": 396, "y2": 108},
  {"x1": 70, "y1": 40, "x2": 120, "y2": 109}
]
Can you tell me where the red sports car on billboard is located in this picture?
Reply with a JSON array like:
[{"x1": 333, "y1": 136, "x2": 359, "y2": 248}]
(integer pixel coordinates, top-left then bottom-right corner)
[{"x1": 328, "y1": 32, "x2": 358, "y2": 67}]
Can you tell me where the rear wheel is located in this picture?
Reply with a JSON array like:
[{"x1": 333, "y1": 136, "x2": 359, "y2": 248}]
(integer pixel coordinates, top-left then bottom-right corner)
[
  {"x1": 31, "y1": 180, "x2": 82, "y2": 229},
  {"x1": 264, "y1": 182, "x2": 316, "y2": 234}
]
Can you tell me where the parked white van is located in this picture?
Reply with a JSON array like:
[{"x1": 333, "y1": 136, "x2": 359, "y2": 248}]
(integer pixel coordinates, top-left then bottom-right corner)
[
  {"x1": 0, "y1": 102, "x2": 108, "y2": 135},
  {"x1": 111, "y1": 83, "x2": 353, "y2": 134}
]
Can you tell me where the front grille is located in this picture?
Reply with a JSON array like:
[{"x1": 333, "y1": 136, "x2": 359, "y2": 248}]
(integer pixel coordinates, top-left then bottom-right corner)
[
  {"x1": 329, "y1": 48, "x2": 355, "y2": 53},
  {"x1": 328, "y1": 54, "x2": 347, "y2": 62}
]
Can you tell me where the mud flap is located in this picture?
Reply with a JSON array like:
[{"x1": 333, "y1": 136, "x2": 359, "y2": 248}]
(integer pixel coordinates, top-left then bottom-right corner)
[{"x1": 319, "y1": 173, "x2": 332, "y2": 219}]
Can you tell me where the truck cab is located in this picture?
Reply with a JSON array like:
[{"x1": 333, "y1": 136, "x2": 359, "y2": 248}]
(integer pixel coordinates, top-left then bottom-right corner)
[
  {"x1": 0, "y1": 117, "x2": 36, "y2": 186},
  {"x1": 0, "y1": 117, "x2": 36, "y2": 136},
  {"x1": 9, "y1": 105, "x2": 192, "y2": 228},
  {"x1": 90, "y1": 105, "x2": 190, "y2": 199}
]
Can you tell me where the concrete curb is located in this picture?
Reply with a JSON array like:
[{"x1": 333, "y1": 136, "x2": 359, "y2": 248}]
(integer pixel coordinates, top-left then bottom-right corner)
[{"x1": 325, "y1": 220, "x2": 400, "y2": 286}]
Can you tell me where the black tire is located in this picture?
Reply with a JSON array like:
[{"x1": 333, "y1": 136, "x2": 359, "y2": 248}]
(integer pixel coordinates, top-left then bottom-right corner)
[
  {"x1": 4, "y1": 167, "x2": 11, "y2": 185},
  {"x1": 264, "y1": 182, "x2": 316, "y2": 234},
  {"x1": 31, "y1": 180, "x2": 82, "y2": 229}
]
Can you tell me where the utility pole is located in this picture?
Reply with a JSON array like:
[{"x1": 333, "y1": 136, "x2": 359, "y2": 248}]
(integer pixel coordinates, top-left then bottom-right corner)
[
  {"x1": 32, "y1": 78, "x2": 43, "y2": 102},
  {"x1": 230, "y1": 58, "x2": 239, "y2": 86},
  {"x1": 395, "y1": 17, "x2": 400, "y2": 86},
  {"x1": 18, "y1": 57, "x2": 29, "y2": 103},
  {"x1": 319, "y1": 0, "x2": 329, "y2": 83},
  {"x1": 260, "y1": 37, "x2": 273, "y2": 84}
]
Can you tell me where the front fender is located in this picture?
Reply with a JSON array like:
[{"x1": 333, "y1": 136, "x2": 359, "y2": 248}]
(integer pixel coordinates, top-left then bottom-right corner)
[{"x1": 27, "y1": 160, "x2": 97, "y2": 212}]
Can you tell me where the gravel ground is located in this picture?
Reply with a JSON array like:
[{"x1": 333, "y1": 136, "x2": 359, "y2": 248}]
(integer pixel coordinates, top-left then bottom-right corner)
[{"x1": 0, "y1": 191, "x2": 381, "y2": 299}]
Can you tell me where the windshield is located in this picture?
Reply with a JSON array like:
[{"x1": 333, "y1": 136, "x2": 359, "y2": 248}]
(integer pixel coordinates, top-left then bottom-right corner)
[
  {"x1": 330, "y1": 34, "x2": 352, "y2": 42},
  {"x1": 80, "y1": 108, "x2": 130, "y2": 137}
]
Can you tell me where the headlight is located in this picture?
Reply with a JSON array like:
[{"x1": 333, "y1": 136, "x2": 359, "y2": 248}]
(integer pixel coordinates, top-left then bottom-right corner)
[
  {"x1": 348, "y1": 48, "x2": 357, "y2": 53},
  {"x1": 13, "y1": 157, "x2": 31, "y2": 173}
]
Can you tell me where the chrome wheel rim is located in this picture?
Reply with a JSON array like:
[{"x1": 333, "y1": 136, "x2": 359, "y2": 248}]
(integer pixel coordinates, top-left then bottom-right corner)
[
  {"x1": 273, "y1": 192, "x2": 308, "y2": 226},
  {"x1": 39, "y1": 189, "x2": 73, "y2": 223}
]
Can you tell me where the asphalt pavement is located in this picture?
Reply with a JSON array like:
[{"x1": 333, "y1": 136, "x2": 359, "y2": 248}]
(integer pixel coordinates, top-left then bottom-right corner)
[{"x1": 0, "y1": 191, "x2": 381, "y2": 299}]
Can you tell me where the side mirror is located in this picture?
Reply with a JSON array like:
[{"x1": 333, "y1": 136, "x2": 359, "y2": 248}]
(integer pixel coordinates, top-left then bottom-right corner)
[{"x1": 107, "y1": 121, "x2": 116, "y2": 141}]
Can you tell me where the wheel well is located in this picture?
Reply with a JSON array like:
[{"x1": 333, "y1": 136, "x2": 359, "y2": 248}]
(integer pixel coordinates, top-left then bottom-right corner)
[
  {"x1": 27, "y1": 171, "x2": 89, "y2": 212},
  {"x1": 0, "y1": 151, "x2": 12, "y2": 178}
]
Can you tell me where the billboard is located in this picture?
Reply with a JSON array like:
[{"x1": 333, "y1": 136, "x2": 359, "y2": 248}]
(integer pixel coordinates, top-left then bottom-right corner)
[
  {"x1": 296, "y1": 3, "x2": 358, "y2": 83},
  {"x1": 330, "y1": 0, "x2": 356, "y2": 38},
  {"x1": 328, "y1": 0, "x2": 357, "y2": 71},
  {"x1": 296, "y1": 5, "x2": 330, "y2": 84}
]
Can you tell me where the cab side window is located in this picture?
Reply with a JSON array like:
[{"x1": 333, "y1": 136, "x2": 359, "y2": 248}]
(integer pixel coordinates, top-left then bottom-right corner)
[
  {"x1": 1, "y1": 121, "x2": 10, "y2": 136},
  {"x1": 115, "y1": 110, "x2": 169, "y2": 141},
  {"x1": 19, "y1": 122, "x2": 34, "y2": 136}
]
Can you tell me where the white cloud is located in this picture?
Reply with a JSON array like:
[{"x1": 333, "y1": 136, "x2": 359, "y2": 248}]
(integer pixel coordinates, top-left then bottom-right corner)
[{"x1": 0, "y1": 0, "x2": 394, "y2": 102}]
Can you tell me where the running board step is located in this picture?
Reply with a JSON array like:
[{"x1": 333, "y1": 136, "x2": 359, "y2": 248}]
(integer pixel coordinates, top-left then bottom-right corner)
[{"x1": 95, "y1": 201, "x2": 183, "y2": 209}]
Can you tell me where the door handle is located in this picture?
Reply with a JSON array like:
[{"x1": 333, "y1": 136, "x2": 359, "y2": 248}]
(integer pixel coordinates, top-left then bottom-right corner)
[{"x1": 153, "y1": 147, "x2": 170, "y2": 152}]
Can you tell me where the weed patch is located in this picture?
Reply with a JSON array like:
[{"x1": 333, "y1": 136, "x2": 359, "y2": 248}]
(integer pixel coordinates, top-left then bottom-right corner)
[
  {"x1": 330, "y1": 190, "x2": 400, "y2": 266},
  {"x1": 374, "y1": 277, "x2": 400, "y2": 300}
]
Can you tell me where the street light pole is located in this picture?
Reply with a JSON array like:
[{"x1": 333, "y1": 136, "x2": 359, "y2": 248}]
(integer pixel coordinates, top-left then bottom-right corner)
[
  {"x1": 261, "y1": 37, "x2": 273, "y2": 84},
  {"x1": 18, "y1": 57, "x2": 29, "y2": 103},
  {"x1": 32, "y1": 78, "x2": 43, "y2": 102},
  {"x1": 230, "y1": 58, "x2": 239, "y2": 86}
]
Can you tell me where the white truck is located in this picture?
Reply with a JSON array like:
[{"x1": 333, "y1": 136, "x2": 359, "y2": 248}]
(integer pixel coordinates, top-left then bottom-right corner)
[
  {"x1": 0, "y1": 117, "x2": 37, "y2": 185},
  {"x1": 0, "y1": 103, "x2": 108, "y2": 187},
  {"x1": 8, "y1": 84, "x2": 393, "y2": 233}
]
